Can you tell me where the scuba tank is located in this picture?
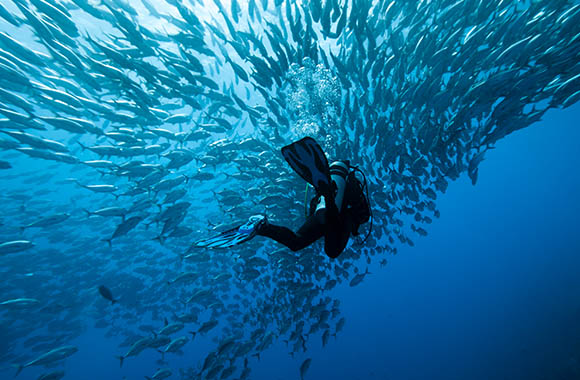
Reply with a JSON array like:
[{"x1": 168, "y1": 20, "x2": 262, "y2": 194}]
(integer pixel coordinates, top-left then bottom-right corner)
[
  {"x1": 304, "y1": 160, "x2": 373, "y2": 244},
  {"x1": 314, "y1": 160, "x2": 349, "y2": 214}
]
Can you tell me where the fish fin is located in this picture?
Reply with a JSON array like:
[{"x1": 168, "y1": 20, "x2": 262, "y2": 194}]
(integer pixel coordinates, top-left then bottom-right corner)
[
  {"x1": 111, "y1": 299, "x2": 117, "y2": 305},
  {"x1": 300, "y1": 335, "x2": 307, "y2": 352},
  {"x1": 14, "y1": 364, "x2": 24, "y2": 377},
  {"x1": 116, "y1": 355, "x2": 124, "y2": 368}
]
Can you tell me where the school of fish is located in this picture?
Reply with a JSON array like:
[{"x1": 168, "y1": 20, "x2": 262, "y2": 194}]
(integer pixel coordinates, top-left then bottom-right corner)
[{"x1": 1, "y1": 0, "x2": 579, "y2": 379}]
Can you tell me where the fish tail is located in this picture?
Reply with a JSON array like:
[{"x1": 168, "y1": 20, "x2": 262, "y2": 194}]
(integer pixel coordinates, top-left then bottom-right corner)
[
  {"x1": 77, "y1": 141, "x2": 87, "y2": 151},
  {"x1": 102, "y1": 238, "x2": 112, "y2": 248},
  {"x1": 188, "y1": 331, "x2": 196, "y2": 340},
  {"x1": 82, "y1": 209, "x2": 92, "y2": 218},
  {"x1": 111, "y1": 299, "x2": 117, "y2": 305},
  {"x1": 14, "y1": 364, "x2": 24, "y2": 377},
  {"x1": 65, "y1": 177, "x2": 80, "y2": 186}
]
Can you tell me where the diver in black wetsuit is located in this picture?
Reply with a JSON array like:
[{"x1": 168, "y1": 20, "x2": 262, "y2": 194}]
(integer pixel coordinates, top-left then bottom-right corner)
[
  {"x1": 256, "y1": 160, "x2": 371, "y2": 258},
  {"x1": 194, "y1": 137, "x2": 371, "y2": 258}
]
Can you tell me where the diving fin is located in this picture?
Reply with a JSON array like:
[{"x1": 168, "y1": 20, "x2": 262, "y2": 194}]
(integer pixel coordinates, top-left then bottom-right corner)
[
  {"x1": 281, "y1": 137, "x2": 332, "y2": 195},
  {"x1": 194, "y1": 215, "x2": 266, "y2": 248}
]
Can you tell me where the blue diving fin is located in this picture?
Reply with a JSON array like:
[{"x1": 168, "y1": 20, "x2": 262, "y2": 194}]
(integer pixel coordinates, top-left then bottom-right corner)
[{"x1": 194, "y1": 215, "x2": 266, "y2": 248}]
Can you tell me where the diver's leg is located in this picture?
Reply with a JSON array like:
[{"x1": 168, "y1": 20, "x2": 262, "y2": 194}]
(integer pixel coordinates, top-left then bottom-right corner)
[
  {"x1": 257, "y1": 215, "x2": 323, "y2": 251},
  {"x1": 294, "y1": 214, "x2": 325, "y2": 249},
  {"x1": 257, "y1": 223, "x2": 300, "y2": 250}
]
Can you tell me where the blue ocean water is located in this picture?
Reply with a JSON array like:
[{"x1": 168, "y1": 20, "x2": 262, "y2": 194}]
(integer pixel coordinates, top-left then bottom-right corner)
[
  {"x1": 1, "y1": 1, "x2": 580, "y2": 379},
  {"x1": 296, "y1": 103, "x2": 580, "y2": 380},
  {"x1": 8, "y1": 104, "x2": 577, "y2": 380}
]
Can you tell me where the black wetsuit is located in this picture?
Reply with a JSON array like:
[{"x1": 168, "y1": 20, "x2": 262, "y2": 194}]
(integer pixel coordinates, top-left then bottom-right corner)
[{"x1": 257, "y1": 172, "x2": 367, "y2": 259}]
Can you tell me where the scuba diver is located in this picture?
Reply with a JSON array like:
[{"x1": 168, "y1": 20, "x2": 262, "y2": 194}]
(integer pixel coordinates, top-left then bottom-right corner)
[{"x1": 195, "y1": 137, "x2": 371, "y2": 259}]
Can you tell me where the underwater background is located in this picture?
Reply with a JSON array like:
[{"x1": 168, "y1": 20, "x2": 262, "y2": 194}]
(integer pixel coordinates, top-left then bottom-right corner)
[{"x1": 0, "y1": 0, "x2": 579, "y2": 379}]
